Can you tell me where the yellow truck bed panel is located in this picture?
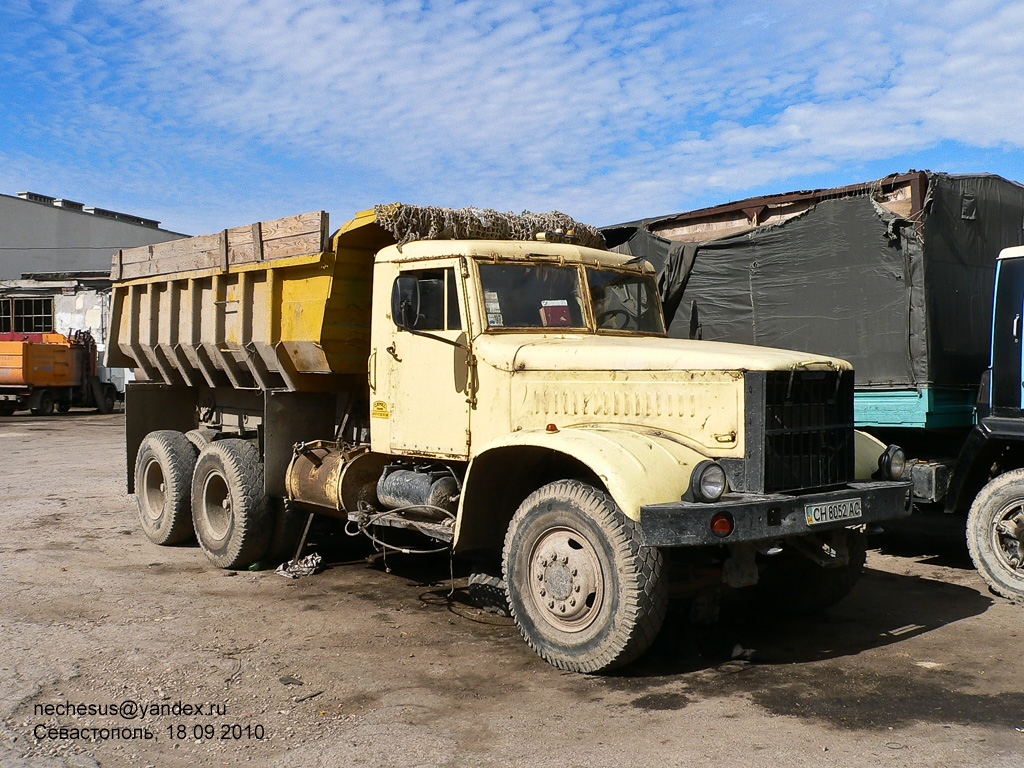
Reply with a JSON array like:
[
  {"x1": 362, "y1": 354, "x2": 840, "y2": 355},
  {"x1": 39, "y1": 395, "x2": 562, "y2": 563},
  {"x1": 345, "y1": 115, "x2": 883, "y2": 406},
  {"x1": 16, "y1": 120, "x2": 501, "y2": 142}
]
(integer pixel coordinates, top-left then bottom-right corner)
[{"x1": 107, "y1": 211, "x2": 382, "y2": 390}]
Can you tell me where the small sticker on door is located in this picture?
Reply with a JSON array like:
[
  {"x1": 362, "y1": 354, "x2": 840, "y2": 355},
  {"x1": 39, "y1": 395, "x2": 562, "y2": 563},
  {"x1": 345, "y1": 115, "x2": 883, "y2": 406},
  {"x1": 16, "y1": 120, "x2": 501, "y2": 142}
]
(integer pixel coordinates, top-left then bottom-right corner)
[{"x1": 371, "y1": 400, "x2": 390, "y2": 419}]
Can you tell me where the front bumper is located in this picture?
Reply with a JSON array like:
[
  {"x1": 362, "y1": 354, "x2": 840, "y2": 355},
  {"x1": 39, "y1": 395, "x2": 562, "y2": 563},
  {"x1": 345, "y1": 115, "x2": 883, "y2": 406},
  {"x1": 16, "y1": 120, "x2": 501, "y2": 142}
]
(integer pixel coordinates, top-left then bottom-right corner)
[{"x1": 640, "y1": 480, "x2": 913, "y2": 547}]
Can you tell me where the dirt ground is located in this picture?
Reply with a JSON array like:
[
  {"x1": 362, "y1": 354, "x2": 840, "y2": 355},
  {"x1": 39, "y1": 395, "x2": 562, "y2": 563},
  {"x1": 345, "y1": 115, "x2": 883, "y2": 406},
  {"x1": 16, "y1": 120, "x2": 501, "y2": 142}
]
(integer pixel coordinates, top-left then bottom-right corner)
[{"x1": 1, "y1": 411, "x2": 1023, "y2": 768}]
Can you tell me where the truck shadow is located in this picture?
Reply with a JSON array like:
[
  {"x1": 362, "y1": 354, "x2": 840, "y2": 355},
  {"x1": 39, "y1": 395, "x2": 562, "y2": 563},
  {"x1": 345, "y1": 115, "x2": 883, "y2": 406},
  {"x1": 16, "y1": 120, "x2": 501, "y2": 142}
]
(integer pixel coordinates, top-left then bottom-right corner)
[
  {"x1": 306, "y1": 531, "x2": 1024, "y2": 731},
  {"x1": 873, "y1": 515, "x2": 974, "y2": 569},
  {"x1": 636, "y1": 566, "x2": 991, "y2": 674},
  {"x1": 310, "y1": 526, "x2": 993, "y2": 669},
  {"x1": 596, "y1": 570, "x2": 1018, "y2": 731}
]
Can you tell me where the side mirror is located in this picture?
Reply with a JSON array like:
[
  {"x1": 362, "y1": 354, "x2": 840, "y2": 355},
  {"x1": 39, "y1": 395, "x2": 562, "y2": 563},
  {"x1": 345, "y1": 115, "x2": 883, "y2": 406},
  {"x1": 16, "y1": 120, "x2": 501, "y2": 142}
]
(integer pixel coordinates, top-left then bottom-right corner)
[{"x1": 391, "y1": 276, "x2": 420, "y2": 329}]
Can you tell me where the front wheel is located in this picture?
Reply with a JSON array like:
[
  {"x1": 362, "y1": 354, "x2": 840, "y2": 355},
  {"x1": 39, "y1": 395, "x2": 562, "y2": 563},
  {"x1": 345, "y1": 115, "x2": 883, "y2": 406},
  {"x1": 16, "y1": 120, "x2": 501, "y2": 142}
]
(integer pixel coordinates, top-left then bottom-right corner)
[
  {"x1": 967, "y1": 470, "x2": 1024, "y2": 601},
  {"x1": 503, "y1": 480, "x2": 667, "y2": 673},
  {"x1": 191, "y1": 439, "x2": 270, "y2": 569}
]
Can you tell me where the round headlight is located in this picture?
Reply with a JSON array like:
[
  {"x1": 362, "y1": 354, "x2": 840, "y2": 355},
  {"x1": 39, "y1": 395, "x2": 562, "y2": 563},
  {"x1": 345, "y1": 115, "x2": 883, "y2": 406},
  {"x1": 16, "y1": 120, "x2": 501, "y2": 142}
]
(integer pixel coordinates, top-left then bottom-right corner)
[
  {"x1": 692, "y1": 460, "x2": 727, "y2": 502},
  {"x1": 878, "y1": 444, "x2": 907, "y2": 480}
]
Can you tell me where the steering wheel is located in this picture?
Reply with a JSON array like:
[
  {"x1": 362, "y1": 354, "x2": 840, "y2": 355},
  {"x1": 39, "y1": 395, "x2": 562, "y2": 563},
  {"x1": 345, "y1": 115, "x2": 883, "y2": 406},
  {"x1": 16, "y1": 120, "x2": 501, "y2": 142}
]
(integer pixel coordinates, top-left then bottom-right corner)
[{"x1": 596, "y1": 308, "x2": 635, "y2": 330}]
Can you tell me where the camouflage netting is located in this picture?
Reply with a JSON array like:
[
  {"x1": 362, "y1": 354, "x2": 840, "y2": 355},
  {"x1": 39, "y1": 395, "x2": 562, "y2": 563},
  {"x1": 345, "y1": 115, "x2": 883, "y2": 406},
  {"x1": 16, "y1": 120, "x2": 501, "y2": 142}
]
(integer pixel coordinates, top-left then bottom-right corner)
[{"x1": 374, "y1": 203, "x2": 606, "y2": 251}]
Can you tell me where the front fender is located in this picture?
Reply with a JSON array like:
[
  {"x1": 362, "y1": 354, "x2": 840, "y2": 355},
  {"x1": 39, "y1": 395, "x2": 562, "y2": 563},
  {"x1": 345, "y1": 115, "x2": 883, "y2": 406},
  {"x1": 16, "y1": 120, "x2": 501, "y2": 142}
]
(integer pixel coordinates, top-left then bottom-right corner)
[
  {"x1": 854, "y1": 429, "x2": 887, "y2": 480},
  {"x1": 454, "y1": 426, "x2": 710, "y2": 550}
]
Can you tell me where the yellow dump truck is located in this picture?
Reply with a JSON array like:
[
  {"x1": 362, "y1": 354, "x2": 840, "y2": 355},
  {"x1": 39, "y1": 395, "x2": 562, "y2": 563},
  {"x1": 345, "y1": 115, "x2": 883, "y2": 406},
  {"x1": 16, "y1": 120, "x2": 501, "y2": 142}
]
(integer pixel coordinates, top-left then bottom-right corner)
[{"x1": 108, "y1": 204, "x2": 912, "y2": 673}]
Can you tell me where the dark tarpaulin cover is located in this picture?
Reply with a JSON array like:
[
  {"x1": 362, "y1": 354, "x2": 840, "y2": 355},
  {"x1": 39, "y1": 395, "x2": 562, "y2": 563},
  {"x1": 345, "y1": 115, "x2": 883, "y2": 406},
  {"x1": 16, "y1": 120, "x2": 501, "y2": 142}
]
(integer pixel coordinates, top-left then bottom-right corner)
[
  {"x1": 920, "y1": 174, "x2": 1024, "y2": 386},
  {"x1": 606, "y1": 172, "x2": 1024, "y2": 390}
]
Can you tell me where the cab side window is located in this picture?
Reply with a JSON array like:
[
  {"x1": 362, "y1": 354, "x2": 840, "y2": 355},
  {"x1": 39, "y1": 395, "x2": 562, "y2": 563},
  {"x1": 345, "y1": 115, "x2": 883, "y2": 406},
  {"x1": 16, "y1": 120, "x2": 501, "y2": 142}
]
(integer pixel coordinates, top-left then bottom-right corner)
[{"x1": 396, "y1": 267, "x2": 461, "y2": 331}]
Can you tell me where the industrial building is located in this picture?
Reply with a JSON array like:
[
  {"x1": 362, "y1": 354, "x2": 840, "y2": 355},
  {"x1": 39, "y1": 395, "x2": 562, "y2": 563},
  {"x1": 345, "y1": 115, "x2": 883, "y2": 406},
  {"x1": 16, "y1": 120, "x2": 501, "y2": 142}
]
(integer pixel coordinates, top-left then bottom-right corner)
[{"x1": 0, "y1": 191, "x2": 186, "y2": 391}]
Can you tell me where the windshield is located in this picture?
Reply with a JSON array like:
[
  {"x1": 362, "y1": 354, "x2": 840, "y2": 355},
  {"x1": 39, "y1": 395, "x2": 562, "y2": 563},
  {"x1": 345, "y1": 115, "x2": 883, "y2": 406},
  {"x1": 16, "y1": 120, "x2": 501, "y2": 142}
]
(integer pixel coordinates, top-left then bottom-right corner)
[
  {"x1": 475, "y1": 261, "x2": 665, "y2": 333},
  {"x1": 478, "y1": 263, "x2": 587, "y2": 329},
  {"x1": 587, "y1": 268, "x2": 665, "y2": 333}
]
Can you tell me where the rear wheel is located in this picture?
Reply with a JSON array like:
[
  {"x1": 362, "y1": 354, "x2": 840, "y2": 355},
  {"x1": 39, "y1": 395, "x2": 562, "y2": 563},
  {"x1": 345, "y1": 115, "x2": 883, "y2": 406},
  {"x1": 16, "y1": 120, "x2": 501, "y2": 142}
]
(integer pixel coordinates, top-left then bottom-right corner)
[
  {"x1": 101, "y1": 385, "x2": 117, "y2": 414},
  {"x1": 191, "y1": 439, "x2": 270, "y2": 569},
  {"x1": 135, "y1": 430, "x2": 198, "y2": 545},
  {"x1": 468, "y1": 570, "x2": 510, "y2": 617},
  {"x1": 185, "y1": 428, "x2": 216, "y2": 453},
  {"x1": 31, "y1": 390, "x2": 54, "y2": 416},
  {"x1": 967, "y1": 470, "x2": 1024, "y2": 601},
  {"x1": 503, "y1": 480, "x2": 666, "y2": 673}
]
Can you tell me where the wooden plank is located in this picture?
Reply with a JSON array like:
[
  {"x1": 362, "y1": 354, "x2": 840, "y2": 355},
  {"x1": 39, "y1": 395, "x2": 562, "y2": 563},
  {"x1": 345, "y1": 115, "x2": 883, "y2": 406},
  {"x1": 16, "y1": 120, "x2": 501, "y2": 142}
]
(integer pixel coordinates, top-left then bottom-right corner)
[
  {"x1": 119, "y1": 251, "x2": 220, "y2": 280},
  {"x1": 260, "y1": 233, "x2": 327, "y2": 261},
  {"x1": 227, "y1": 224, "x2": 255, "y2": 266},
  {"x1": 252, "y1": 222, "x2": 264, "y2": 260},
  {"x1": 260, "y1": 211, "x2": 325, "y2": 242},
  {"x1": 116, "y1": 211, "x2": 328, "y2": 281},
  {"x1": 121, "y1": 243, "x2": 155, "y2": 264},
  {"x1": 220, "y1": 230, "x2": 229, "y2": 272}
]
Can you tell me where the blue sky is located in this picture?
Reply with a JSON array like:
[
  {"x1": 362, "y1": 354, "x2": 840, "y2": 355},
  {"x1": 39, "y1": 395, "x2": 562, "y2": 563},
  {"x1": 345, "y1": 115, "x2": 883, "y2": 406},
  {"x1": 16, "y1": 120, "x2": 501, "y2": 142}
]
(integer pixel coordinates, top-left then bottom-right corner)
[{"x1": 1, "y1": 0, "x2": 1022, "y2": 235}]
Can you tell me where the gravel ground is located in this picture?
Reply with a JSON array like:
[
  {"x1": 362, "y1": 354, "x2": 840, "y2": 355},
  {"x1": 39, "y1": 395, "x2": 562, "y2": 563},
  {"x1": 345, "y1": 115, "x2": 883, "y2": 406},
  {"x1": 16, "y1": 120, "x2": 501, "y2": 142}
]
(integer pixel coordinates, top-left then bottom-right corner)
[{"x1": 1, "y1": 411, "x2": 1022, "y2": 768}]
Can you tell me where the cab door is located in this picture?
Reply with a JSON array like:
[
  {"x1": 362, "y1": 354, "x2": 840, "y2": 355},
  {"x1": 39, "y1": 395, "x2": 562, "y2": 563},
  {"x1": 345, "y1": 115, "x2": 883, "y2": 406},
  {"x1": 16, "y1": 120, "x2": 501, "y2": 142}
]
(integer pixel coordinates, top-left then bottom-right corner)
[
  {"x1": 387, "y1": 264, "x2": 473, "y2": 457},
  {"x1": 991, "y1": 256, "x2": 1024, "y2": 414}
]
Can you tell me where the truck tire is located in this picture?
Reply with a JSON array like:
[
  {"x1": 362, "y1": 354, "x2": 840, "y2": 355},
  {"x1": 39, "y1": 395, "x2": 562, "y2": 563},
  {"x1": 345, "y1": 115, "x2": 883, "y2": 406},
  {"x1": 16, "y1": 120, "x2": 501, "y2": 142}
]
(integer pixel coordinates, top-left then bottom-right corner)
[
  {"x1": 468, "y1": 570, "x2": 510, "y2": 617},
  {"x1": 191, "y1": 439, "x2": 270, "y2": 570},
  {"x1": 967, "y1": 470, "x2": 1024, "y2": 602},
  {"x1": 31, "y1": 390, "x2": 54, "y2": 416},
  {"x1": 748, "y1": 530, "x2": 867, "y2": 615},
  {"x1": 502, "y1": 480, "x2": 667, "y2": 673},
  {"x1": 185, "y1": 428, "x2": 214, "y2": 453},
  {"x1": 135, "y1": 430, "x2": 199, "y2": 545},
  {"x1": 101, "y1": 384, "x2": 117, "y2": 414}
]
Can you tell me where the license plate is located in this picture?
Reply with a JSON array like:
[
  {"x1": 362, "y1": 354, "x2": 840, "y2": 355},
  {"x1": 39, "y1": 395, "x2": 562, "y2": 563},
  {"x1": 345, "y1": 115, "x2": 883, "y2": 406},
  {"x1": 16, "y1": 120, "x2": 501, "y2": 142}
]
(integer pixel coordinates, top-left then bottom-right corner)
[{"x1": 805, "y1": 498, "x2": 862, "y2": 526}]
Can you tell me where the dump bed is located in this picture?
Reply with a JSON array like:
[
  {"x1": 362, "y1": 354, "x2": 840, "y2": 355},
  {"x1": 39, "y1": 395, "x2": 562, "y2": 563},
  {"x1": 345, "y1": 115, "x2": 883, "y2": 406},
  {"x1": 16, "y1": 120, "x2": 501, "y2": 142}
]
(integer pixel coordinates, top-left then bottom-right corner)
[
  {"x1": 0, "y1": 333, "x2": 86, "y2": 388},
  {"x1": 107, "y1": 211, "x2": 393, "y2": 391}
]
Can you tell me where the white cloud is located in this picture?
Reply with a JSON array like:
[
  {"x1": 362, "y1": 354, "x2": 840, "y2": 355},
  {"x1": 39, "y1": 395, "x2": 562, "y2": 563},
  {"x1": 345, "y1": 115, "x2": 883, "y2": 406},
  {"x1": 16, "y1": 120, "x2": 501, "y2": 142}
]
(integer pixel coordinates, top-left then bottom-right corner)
[{"x1": 0, "y1": 0, "x2": 1022, "y2": 232}]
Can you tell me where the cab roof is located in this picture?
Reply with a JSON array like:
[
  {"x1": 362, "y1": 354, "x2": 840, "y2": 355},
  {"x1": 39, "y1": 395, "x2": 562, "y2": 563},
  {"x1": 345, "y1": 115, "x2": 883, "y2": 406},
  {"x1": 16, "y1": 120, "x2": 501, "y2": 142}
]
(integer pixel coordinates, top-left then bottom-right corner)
[{"x1": 374, "y1": 238, "x2": 653, "y2": 272}]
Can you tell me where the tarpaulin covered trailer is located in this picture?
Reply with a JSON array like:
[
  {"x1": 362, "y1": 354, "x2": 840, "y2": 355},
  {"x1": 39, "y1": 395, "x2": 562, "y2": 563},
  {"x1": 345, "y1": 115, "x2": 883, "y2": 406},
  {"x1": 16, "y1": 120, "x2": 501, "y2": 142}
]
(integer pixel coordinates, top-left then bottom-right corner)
[{"x1": 604, "y1": 171, "x2": 1024, "y2": 431}]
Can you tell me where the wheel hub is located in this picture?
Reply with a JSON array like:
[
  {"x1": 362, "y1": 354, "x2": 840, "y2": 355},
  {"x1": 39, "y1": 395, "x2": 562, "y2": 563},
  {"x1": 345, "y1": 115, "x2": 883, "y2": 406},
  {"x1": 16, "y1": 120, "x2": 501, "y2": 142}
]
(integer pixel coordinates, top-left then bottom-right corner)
[
  {"x1": 141, "y1": 457, "x2": 166, "y2": 521},
  {"x1": 993, "y1": 505, "x2": 1024, "y2": 570},
  {"x1": 529, "y1": 527, "x2": 602, "y2": 632},
  {"x1": 202, "y1": 472, "x2": 232, "y2": 541}
]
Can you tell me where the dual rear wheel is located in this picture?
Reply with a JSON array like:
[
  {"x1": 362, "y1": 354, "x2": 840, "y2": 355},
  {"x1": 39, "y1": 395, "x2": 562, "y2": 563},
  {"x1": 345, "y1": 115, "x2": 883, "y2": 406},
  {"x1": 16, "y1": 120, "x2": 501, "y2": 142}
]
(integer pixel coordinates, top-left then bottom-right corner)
[{"x1": 134, "y1": 431, "x2": 273, "y2": 569}]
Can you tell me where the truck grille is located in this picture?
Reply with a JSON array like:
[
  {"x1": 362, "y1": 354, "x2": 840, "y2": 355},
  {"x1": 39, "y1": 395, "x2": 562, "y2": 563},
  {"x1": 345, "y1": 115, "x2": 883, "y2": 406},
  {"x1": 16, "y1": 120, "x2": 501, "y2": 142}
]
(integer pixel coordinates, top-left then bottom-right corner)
[{"x1": 762, "y1": 370, "x2": 855, "y2": 492}]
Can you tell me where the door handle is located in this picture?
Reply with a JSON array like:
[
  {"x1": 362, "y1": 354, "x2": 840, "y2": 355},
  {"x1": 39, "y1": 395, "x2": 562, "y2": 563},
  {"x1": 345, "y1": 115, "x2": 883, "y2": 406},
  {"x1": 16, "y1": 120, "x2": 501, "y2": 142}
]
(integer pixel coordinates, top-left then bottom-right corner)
[{"x1": 1015, "y1": 314, "x2": 1021, "y2": 342}]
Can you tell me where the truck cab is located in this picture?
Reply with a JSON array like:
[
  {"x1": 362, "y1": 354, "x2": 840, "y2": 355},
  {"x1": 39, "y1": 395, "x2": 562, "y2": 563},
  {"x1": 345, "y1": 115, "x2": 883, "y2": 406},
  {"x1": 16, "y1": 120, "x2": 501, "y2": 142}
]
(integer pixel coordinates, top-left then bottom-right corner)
[{"x1": 947, "y1": 246, "x2": 1024, "y2": 600}]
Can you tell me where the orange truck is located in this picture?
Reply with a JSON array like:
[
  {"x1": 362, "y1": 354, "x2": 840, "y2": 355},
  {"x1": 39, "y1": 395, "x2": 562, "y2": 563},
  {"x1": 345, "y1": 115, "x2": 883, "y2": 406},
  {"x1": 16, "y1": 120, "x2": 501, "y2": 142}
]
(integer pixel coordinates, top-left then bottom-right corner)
[{"x1": 0, "y1": 331, "x2": 117, "y2": 416}]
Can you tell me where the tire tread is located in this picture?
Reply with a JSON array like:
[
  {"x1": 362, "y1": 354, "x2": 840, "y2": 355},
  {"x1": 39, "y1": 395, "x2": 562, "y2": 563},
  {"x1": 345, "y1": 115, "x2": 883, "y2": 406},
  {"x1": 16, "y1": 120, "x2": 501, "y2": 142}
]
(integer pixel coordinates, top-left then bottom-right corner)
[
  {"x1": 967, "y1": 469, "x2": 1024, "y2": 602},
  {"x1": 191, "y1": 439, "x2": 269, "y2": 570},
  {"x1": 503, "y1": 479, "x2": 667, "y2": 673},
  {"x1": 135, "y1": 430, "x2": 198, "y2": 545}
]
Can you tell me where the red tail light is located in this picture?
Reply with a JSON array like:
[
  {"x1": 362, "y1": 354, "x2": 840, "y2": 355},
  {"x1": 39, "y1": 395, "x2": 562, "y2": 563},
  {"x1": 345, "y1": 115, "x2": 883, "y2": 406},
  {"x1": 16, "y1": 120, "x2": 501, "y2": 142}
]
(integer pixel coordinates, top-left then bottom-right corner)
[{"x1": 711, "y1": 513, "x2": 734, "y2": 538}]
